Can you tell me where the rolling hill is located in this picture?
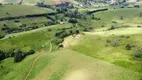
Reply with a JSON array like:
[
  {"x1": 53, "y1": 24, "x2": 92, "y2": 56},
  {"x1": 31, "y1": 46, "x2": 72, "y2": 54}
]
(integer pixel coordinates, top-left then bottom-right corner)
[{"x1": 0, "y1": 0, "x2": 79, "y2": 5}]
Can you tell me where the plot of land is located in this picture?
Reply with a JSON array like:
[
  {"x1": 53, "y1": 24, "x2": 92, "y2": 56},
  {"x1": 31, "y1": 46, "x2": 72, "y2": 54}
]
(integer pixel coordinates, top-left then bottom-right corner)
[{"x1": 32, "y1": 49, "x2": 141, "y2": 80}]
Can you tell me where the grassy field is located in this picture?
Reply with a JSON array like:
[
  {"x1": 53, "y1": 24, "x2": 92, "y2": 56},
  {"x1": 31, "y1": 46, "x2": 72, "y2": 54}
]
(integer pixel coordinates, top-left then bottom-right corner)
[
  {"x1": 0, "y1": 17, "x2": 50, "y2": 35},
  {"x1": 0, "y1": 5, "x2": 54, "y2": 18},
  {"x1": 0, "y1": 23, "x2": 72, "y2": 52},
  {"x1": 1, "y1": 49, "x2": 141, "y2": 80},
  {"x1": 31, "y1": 49, "x2": 141, "y2": 80},
  {"x1": 2, "y1": 0, "x2": 79, "y2": 5},
  {"x1": 65, "y1": 28, "x2": 142, "y2": 73},
  {"x1": 86, "y1": 8, "x2": 142, "y2": 30},
  {"x1": 0, "y1": 3, "x2": 142, "y2": 80}
]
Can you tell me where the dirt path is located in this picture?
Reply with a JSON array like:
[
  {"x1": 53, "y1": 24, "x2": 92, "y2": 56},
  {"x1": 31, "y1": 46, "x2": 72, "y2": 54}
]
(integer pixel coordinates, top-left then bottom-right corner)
[{"x1": 24, "y1": 40, "x2": 52, "y2": 80}]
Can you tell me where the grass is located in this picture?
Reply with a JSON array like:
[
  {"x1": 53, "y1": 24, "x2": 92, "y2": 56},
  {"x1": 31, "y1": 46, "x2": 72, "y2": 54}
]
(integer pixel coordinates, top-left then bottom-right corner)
[
  {"x1": 0, "y1": 51, "x2": 43, "y2": 80},
  {"x1": 0, "y1": 23, "x2": 72, "y2": 52},
  {"x1": 0, "y1": 17, "x2": 50, "y2": 35},
  {"x1": 0, "y1": 5, "x2": 54, "y2": 18},
  {"x1": 67, "y1": 28, "x2": 142, "y2": 72},
  {"x1": 2, "y1": 0, "x2": 79, "y2": 5},
  {"x1": 32, "y1": 49, "x2": 141, "y2": 80},
  {"x1": 89, "y1": 8, "x2": 142, "y2": 30},
  {"x1": 1, "y1": 48, "x2": 141, "y2": 80},
  {"x1": 0, "y1": 23, "x2": 72, "y2": 80}
]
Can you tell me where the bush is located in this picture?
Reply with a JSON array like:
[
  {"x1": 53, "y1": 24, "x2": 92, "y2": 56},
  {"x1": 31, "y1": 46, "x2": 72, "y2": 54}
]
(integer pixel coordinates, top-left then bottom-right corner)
[
  {"x1": 14, "y1": 48, "x2": 35, "y2": 62},
  {"x1": 14, "y1": 49, "x2": 23, "y2": 62},
  {"x1": 108, "y1": 26, "x2": 115, "y2": 30},
  {"x1": 112, "y1": 40, "x2": 119, "y2": 47},
  {"x1": 54, "y1": 38, "x2": 64, "y2": 44},
  {"x1": 0, "y1": 34, "x2": 5, "y2": 39},
  {"x1": 134, "y1": 5, "x2": 140, "y2": 8},
  {"x1": 134, "y1": 47, "x2": 142, "y2": 58},
  {"x1": 106, "y1": 39, "x2": 111, "y2": 43},
  {"x1": 68, "y1": 18, "x2": 78, "y2": 24},
  {"x1": 137, "y1": 26, "x2": 142, "y2": 28},
  {"x1": 0, "y1": 50, "x2": 5, "y2": 61},
  {"x1": 125, "y1": 44, "x2": 132, "y2": 50}
]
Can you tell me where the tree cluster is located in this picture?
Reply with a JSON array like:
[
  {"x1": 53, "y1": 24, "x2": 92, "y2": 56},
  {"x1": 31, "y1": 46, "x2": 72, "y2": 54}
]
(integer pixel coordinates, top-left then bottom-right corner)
[{"x1": 0, "y1": 49, "x2": 35, "y2": 62}]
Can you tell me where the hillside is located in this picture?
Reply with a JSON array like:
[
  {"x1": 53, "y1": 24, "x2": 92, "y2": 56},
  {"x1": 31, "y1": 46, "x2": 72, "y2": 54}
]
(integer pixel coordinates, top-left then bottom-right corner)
[
  {"x1": 1, "y1": 49, "x2": 140, "y2": 80},
  {"x1": 0, "y1": 0, "x2": 79, "y2": 5},
  {"x1": 30, "y1": 49, "x2": 141, "y2": 80},
  {"x1": 64, "y1": 28, "x2": 142, "y2": 72},
  {"x1": 0, "y1": 5, "x2": 54, "y2": 18},
  {"x1": 0, "y1": 1, "x2": 142, "y2": 80}
]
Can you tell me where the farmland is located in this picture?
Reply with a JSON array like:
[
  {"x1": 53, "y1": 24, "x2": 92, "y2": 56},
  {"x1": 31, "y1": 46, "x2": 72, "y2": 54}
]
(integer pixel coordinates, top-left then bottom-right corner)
[{"x1": 0, "y1": 0, "x2": 142, "y2": 80}]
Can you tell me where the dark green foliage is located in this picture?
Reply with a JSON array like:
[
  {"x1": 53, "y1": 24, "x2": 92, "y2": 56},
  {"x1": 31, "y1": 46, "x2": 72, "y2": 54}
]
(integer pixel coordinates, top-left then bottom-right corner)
[
  {"x1": 134, "y1": 5, "x2": 140, "y2": 8},
  {"x1": 48, "y1": 29, "x2": 52, "y2": 32},
  {"x1": 0, "y1": 48, "x2": 35, "y2": 62},
  {"x1": 106, "y1": 39, "x2": 111, "y2": 43},
  {"x1": 53, "y1": 38, "x2": 64, "y2": 45},
  {"x1": 0, "y1": 3, "x2": 2, "y2": 6},
  {"x1": 68, "y1": 18, "x2": 78, "y2": 24},
  {"x1": 14, "y1": 49, "x2": 35, "y2": 63},
  {"x1": 0, "y1": 50, "x2": 5, "y2": 61},
  {"x1": 14, "y1": 49, "x2": 23, "y2": 62},
  {"x1": 134, "y1": 47, "x2": 142, "y2": 58},
  {"x1": 137, "y1": 26, "x2": 142, "y2": 28},
  {"x1": 0, "y1": 34, "x2": 5, "y2": 39},
  {"x1": 108, "y1": 26, "x2": 115, "y2": 30},
  {"x1": 120, "y1": 16, "x2": 123, "y2": 20},
  {"x1": 125, "y1": 44, "x2": 132, "y2": 50}
]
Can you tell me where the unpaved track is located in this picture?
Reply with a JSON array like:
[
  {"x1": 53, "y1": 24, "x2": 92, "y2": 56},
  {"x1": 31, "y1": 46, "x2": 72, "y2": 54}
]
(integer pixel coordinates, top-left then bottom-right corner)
[{"x1": 24, "y1": 41, "x2": 52, "y2": 80}]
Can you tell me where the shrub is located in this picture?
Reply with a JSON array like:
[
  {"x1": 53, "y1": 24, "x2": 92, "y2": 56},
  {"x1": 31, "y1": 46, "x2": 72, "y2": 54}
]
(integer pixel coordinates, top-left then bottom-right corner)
[
  {"x1": 14, "y1": 49, "x2": 23, "y2": 62},
  {"x1": 108, "y1": 26, "x2": 115, "y2": 30},
  {"x1": 137, "y1": 26, "x2": 142, "y2": 28},
  {"x1": 134, "y1": 47, "x2": 142, "y2": 58},
  {"x1": 112, "y1": 40, "x2": 119, "y2": 47},
  {"x1": 134, "y1": 5, "x2": 140, "y2": 8},
  {"x1": 48, "y1": 29, "x2": 52, "y2": 31},
  {"x1": 125, "y1": 44, "x2": 132, "y2": 50},
  {"x1": 106, "y1": 39, "x2": 111, "y2": 43},
  {"x1": 14, "y1": 48, "x2": 35, "y2": 62},
  {"x1": 0, "y1": 50, "x2": 5, "y2": 61},
  {"x1": 120, "y1": 16, "x2": 123, "y2": 20},
  {"x1": 54, "y1": 38, "x2": 64, "y2": 44},
  {"x1": 68, "y1": 18, "x2": 78, "y2": 24}
]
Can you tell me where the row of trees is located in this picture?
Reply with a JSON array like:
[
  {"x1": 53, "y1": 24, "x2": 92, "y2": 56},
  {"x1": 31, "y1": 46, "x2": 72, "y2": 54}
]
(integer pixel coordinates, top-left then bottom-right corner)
[{"x1": 0, "y1": 49, "x2": 35, "y2": 62}]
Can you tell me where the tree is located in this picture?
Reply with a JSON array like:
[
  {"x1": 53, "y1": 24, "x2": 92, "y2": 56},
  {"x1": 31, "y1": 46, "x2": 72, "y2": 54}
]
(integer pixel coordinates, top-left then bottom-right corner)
[
  {"x1": 125, "y1": 44, "x2": 132, "y2": 50},
  {"x1": 14, "y1": 49, "x2": 23, "y2": 62},
  {"x1": 120, "y1": 16, "x2": 123, "y2": 20},
  {"x1": 0, "y1": 50, "x2": 5, "y2": 61},
  {"x1": 68, "y1": 18, "x2": 78, "y2": 24},
  {"x1": 0, "y1": 34, "x2": 5, "y2": 39},
  {"x1": 134, "y1": 47, "x2": 142, "y2": 58},
  {"x1": 0, "y1": 3, "x2": 2, "y2": 7},
  {"x1": 134, "y1": 5, "x2": 140, "y2": 8}
]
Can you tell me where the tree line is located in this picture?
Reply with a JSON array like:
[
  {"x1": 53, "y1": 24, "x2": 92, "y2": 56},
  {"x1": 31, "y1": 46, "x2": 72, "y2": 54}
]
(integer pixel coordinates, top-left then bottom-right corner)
[{"x1": 0, "y1": 49, "x2": 35, "y2": 62}]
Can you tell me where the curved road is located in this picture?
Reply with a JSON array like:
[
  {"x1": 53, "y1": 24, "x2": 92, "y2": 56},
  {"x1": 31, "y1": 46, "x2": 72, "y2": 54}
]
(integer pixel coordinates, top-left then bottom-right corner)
[{"x1": 24, "y1": 40, "x2": 52, "y2": 80}]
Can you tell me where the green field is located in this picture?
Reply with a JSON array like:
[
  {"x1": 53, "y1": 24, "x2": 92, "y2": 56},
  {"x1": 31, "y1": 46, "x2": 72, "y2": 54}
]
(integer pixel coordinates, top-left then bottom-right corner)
[
  {"x1": 0, "y1": 5, "x2": 54, "y2": 18},
  {"x1": 2, "y1": 0, "x2": 79, "y2": 5},
  {"x1": 65, "y1": 28, "x2": 142, "y2": 73},
  {"x1": 0, "y1": 23, "x2": 72, "y2": 52},
  {"x1": 0, "y1": 49, "x2": 141, "y2": 80},
  {"x1": 87, "y1": 8, "x2": 142, "y2": 30},
  {"x1": 0, "y1": 3, "x2": 142, "y2": 80}
]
